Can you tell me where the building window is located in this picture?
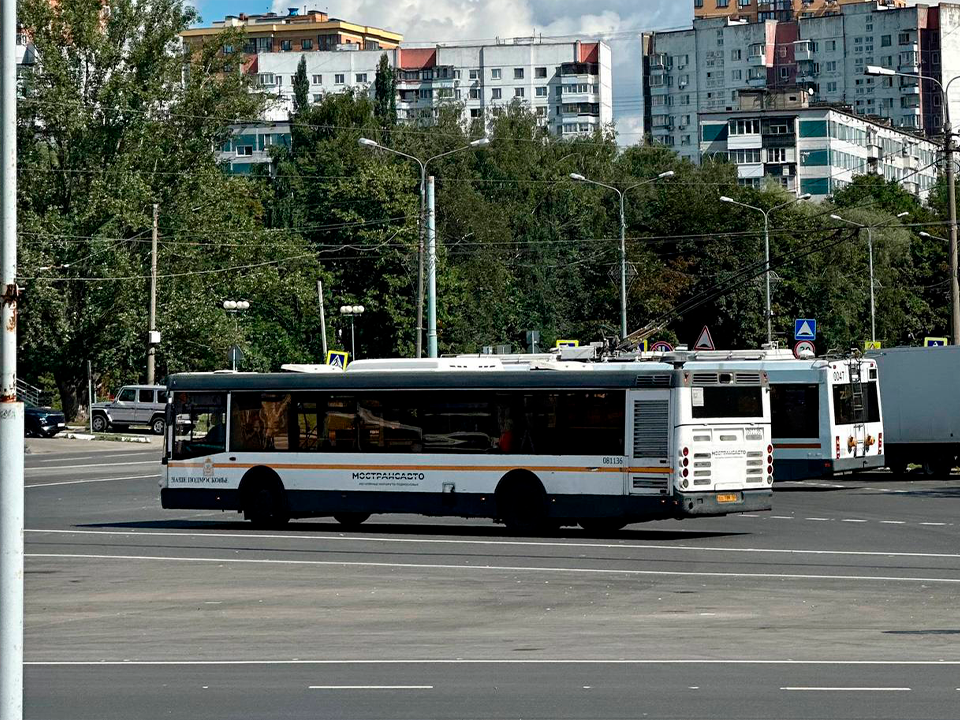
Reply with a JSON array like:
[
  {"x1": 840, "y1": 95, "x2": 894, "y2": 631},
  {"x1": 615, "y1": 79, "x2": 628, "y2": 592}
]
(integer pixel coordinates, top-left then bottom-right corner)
[
  {"x1": 419, "y1": 88, "x2": 431, "y2": 99},
  {"x1": 731, "y1": 49, "x2": 741, "y2": 61},
  {"x1": 899, "y1": 32, "x2": 911, "y2": 45},
  {"x1": 731, "y1": 148, "x2": 761, "y2": 164},
  {"x1": 535, "y1": 67, "x2": 547, "y2": 78},
  {"x1": 827, "y1": 40, "x2": 836, "y2": 52},
  {"x1": 236, "y1": 145, "x2": 253, "y2": 156},
  {"x1": 335, "y1": 74, "x2": 344, "y2": 84},
  {"x1": 469, "y1": 69, "x2": 479, "y2": 80},
  {"x1": 767, "y1": 147, "x2": 787, "y2": 162},
  {"x1": 514, "y1": 68, "x2": 524, "y2": 79},
  {"x1": 491, "y1": 68, "x2": 501, "y2": 80},
  {"x1": 470, "y1": 108, "x2": 482, "y2": 118},
  {"x1": 515, "y1": 87, "x2": 525, "y2": 97},
  {"x1": 729, "y1": 118, "x2": 760, "y2": 135},
  {"x1": 312, "y1": 93, "x2": 322, "y2": 102},
  {"x1": 312, "y1": 74, "x2": 322, "y2": 84},
  {"x1": 717, "y1": 0, "x2": 729, "y2": 7},
  {"x1": 779, "y1": 67, "x2": 789, "y2": 79},
  {"x1": 536, "y1": 106, "x2": 546, "y2": 116},
  {"x1": 301, "y1": 39, "x2": 313, "y2": 50},
  {"x1": 491, "y1": 88, "x2": 502, "y2": 100},
  {"x1": 280, "y1": 40, "x2": 291, "y2": 52},
  {"x1": 355, "y1": 73, "x2": 368, "y2": 83},
  {"x1": 470, "y1": 88, "x2": 481, "y2": 100},
  {"x1": 536, "y1": 86, "x2": 547, "y2": 97}
]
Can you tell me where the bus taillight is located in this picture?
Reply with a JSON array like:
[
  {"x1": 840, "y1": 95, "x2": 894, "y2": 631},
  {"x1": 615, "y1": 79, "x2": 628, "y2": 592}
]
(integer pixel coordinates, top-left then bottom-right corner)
[
  {"x1": 835, "y1": 436, "x2": 840, "y2": 460},
  {"x1": 878, "y1": 432, "x2": 883, "y2": 453}
]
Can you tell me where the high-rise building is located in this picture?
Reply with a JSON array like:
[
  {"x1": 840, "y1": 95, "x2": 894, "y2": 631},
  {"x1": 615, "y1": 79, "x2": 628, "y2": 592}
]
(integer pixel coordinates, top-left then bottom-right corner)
[
  {"x1": 694, "y1": 0, "x2": 904, "y2": 23},
  {"x1": 220, "y1": 38, "x2": 613, "y2": 173},
  {"x1": 643, "y1": 1, "x2": 960, "y2": 165}
]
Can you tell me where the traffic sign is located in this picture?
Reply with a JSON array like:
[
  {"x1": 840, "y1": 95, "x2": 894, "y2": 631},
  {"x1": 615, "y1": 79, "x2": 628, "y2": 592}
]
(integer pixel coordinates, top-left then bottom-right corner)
[
  {"x1": 693, "y1": 325, "x2": 715, "y2": 351},
  {"x1": 650, "y1": 341, "x2": 674, "y2": 353},
  {"x1": 794, "y1": 340, "x2": 816, "y2": 359},
  {"x1": 794, "y1": 318, "x2": 817, "y2": 340},
  {"x1": 637, "y1": 339, "x2": 649, "y2": 352},
  {"x1": 924, "y1": 337, "x2": 948, "y2": 347},
  {"x1": 864, "y1": 341, "x2": 881, "y2": 351},
  {"x1": 326, "y1": 350, "x2": 349, "y2": 369},
  {"x1": 555, "y1": 339, "x2": 579, "y2": 348}
]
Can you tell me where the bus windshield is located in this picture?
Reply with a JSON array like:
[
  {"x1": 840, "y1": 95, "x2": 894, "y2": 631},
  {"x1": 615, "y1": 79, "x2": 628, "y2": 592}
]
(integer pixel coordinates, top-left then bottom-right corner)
[{"x1": 171, "y1": 391, "x2": 227, "y2": 459}]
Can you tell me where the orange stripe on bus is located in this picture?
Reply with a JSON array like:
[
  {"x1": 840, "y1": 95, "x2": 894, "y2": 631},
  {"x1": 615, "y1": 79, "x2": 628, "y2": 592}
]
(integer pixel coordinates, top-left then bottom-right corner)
[{"x1": 168, "y1": 462, "x2": 672, "y2": 475}]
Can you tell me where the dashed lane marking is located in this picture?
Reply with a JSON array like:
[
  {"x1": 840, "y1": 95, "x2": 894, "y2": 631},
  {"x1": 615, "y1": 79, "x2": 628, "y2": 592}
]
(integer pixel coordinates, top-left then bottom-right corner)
[
  {"x1": 25, "y1": 552, "x2": 960, "y2": 584},
  {"x1": 26, "y1": 474, "x2": 160, "y2": 489},
  {"x1": 23, "y1": 659, "x2": 960, "y2": 666},
  {"x1": 308, "y1": 685, "x2": 433, "y2": 690},
  {"x1": 781, "y1": 687, "x2": 910, "y2": 692}
]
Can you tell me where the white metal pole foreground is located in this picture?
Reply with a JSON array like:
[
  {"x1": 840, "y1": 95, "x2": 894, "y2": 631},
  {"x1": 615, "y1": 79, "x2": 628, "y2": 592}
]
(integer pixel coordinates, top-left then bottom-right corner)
[
  {"x1": 425, "y1": 176, "x2": 438, "y2": 359},
  {"x1": 1, "y1": 0, "x2": 24, "y2": 716},
  {"x1": 358, "y1": 137, "x2": 490, "y2": 358},
  {"x1": 866, "y1": 65, "x2": 960, "y2": 345},
  {"x1": 569, "y1": 171, "x2": 675, "y2": 339},
  {"x1": 720, "y1": 194, "x2": 811, "y2": 345}
]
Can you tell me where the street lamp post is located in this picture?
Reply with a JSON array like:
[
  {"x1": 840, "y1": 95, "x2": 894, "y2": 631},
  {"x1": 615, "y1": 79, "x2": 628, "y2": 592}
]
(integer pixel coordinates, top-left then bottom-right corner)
[
  {"x1": 866, "y1": 65, "x2": 960, "y2": 345},
  {"x1": 222, "y1": 300, "x2": 250, "y2": 371},
  {"x1": 720, "y1": 194, "x2": 811, "y2": 346},
  {"x1": 339, "y1": 305, "x2": 365, "y2": 359},
  {"x1": 569, "y1": 171, "x2": 675, "y2": 339},
  {"x1": 831, "y1": 214, "x2": 879, "y2": 344},
  {"x1": 358, "y1": 137, "x2": 490, "y2": 358}
]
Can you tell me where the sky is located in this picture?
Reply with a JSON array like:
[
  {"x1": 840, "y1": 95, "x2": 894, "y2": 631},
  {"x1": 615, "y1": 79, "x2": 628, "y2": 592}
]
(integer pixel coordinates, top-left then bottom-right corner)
[{"x1": 186, "y1": 0, "x2": 938, "y2": 141}]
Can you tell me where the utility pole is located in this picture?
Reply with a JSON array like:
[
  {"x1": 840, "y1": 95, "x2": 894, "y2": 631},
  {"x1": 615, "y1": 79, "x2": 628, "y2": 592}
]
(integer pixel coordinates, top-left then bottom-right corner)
[
  {"x1": 426, "y1": 176, "x2": 438, "y2": 358},
  {"x1": 146, "y1": 203, "x2": 158, "y2": 385},
  {"x1": 0, "y1": 0, "x2": 24, "y2": 717},
  {"x1": 945, "y1": 120, "x2": 960, "y2": 345}
]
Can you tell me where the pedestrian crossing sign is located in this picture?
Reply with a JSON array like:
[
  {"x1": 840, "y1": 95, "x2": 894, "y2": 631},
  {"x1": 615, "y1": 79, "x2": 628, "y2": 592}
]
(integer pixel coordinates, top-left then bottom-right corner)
[
  {"x1": 326, "y1": 350, "x2": 349, "y2": 369},
  {"x1": 924, "y1": 337, "x2": 948, "y2": 347},
  {"x1": 555, "y1": 339, "x2": 579, "y2": 348},
  {"x1": 864, "y1": 341, "x2": 881, "y2": 350}
]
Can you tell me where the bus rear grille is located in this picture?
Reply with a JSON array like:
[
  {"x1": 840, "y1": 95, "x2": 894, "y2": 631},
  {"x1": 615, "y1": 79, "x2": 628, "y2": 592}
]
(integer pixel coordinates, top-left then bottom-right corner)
[
  {"x1": 632, "y1": 477, "x2": 669, "y2": 494},
  {"x1": 736, "y1": 372, "x2": 761, "y2": 384},
  {"x1": 633, "y1": 400, "x2": 669, "y2": 456},
  {"x1": 635, "y1": 374, "x2": 671, "y2": 387},
  {"x1": 692, "y1": 372, "x2": 718, "y2": 385}
]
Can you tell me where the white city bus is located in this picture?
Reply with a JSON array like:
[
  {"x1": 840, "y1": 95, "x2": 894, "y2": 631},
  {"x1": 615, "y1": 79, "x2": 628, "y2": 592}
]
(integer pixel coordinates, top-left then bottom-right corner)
[
  {"x1": 666, "y1": 351, "x2": 884, "y2": 481},
  {"x1": 161, "y1": 358, "x2": 773, "y2": 533}
]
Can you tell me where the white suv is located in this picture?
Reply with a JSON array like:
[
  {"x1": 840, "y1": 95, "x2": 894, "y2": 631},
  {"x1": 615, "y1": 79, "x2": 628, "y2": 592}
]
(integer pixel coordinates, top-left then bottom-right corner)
[{"x1": 92, "y1": 385, "x2": 168, "y2": 435}]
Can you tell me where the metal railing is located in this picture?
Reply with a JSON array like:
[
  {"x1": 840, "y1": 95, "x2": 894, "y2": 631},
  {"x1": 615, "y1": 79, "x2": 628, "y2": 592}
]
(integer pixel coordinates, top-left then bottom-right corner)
[{"x1": 16, "y1": 378, "x2": 43, "y2": 407}]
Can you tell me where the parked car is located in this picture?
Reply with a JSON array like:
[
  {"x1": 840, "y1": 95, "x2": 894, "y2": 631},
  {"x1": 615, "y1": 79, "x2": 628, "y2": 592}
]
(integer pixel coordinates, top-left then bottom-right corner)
[
  {"x1": 25, "y1": 406, "x2": 67, "y2": 438},
  {"x1": 91, "y1": 385, "x2": 167, "y2": 435}
]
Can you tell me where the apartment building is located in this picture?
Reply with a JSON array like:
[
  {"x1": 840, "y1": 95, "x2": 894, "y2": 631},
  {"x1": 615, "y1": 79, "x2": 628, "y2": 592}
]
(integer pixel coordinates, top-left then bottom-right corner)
[
  {"x1": 644, "y1": 1, "x2": 960, "y2": 163},
  {"x1": 694, "y1": 0, "x2": 904, "y2": 23},
  {"x1": 252, "y1": 40, "x2": 612, "y2": 135},
  {"x1": 699, "y1": 90, "x2": 939, "y2": 199},
  {"x1": 181, "y1": 8, "x2": 402, "y2": 73}
]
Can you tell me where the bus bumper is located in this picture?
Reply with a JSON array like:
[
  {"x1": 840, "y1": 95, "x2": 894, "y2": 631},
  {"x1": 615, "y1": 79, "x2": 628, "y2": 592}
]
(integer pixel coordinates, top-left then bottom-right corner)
[
  {"x1": 830, "y1": 455, "x2": 885, "y2": 474},
  {"x1": 675, "y1": 488, "x2": 772, "y2": 517}
]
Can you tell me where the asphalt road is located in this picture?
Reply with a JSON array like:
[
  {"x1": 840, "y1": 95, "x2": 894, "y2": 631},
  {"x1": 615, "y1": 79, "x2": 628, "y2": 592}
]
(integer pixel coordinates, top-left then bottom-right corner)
[{"x1": 22, "y1": 438, "x2": 960, "y2": 719}]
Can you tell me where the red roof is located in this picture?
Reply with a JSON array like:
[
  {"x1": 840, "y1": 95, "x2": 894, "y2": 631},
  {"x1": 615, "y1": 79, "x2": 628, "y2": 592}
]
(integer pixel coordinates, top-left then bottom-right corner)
[
  {"x1": 578, "y1": 42, "x2": 599, "y2": 64},
  {"x1": 399, "y1": 48, "x2": 436, "y2": 69}
]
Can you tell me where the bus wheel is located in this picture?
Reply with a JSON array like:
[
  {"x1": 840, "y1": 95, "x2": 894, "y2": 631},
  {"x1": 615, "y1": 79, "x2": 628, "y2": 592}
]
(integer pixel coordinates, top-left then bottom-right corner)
[
  {"x1": 240, "y1": 471, "x2": 289, "y2": 529},
  {"x1": 334, "y1": 513, "x2": 370, "y2": 529},
  {"x1": 579, "y1": 518, "x2": 628, "y2": 535},
  {"x1": 496, "y1": 471, "x2": 548, "y2": 535}
]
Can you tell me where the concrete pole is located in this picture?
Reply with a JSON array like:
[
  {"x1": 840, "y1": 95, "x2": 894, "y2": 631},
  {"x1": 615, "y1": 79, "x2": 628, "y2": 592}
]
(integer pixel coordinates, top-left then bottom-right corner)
[
  {"x1": 867, "y1": 227, "x2": 876, "y2": 344},
  {"x1": 763, "y1": 211, "x2": 773, "y2": 346},
  {"x1": 146, "y1": 204, "x2": 158, "y2": 385},
  {"x1": 317, "y1": 279, "x2": 328, "y2": 360},
  {"x1": 426, "y1": 176, "x2": 438, "y2": 359},
  {"x1": 945, "y1": 121, "x2": 960, "y2": 345},
  {"x1": 618, "y1": 191, "x2": 627, "y2": 340},
  {"x1": 87, "y1": 360, "x2": 93, "y2": 435},
  {"x1": 416, "y1": 166, "x2": 426, "y2": 358},
  {"x1": 0, "y1": 0, "x2": 24, "y2": 715}
]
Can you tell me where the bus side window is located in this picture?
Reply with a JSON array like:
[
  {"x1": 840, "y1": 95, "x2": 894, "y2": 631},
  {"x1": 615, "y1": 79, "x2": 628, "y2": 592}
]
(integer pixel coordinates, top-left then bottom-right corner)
[
  {"x1": 324, "y1": 396, "x2": 358, "y2": 452},
  {"x1": 231, "y1": 393, "x2": 291, "y2": 451}
]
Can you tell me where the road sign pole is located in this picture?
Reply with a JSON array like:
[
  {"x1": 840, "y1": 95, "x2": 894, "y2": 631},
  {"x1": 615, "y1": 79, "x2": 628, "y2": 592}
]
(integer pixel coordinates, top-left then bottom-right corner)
[{"x1": 867, "y1": 227, "x2": 876, "y2": 344}]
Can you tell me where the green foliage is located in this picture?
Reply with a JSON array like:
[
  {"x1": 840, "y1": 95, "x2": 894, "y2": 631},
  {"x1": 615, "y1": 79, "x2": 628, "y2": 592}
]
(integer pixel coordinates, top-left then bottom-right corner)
[
  {"x1": 292, "y1": 55, "x2": 309, "y2": 115},
  {"x1": 373, "y1": 53, "x2": 397, "y2": 132}
]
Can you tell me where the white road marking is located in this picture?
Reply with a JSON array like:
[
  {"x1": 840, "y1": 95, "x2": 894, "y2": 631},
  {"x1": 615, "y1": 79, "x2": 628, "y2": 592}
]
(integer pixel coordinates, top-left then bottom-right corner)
[
  {"x1": 841, "y1": 519, "x2": 867, "y2": 523},
  {"x1": 309, "y1": 685, "x2": 432, "y2": 690},
  {"x1": 26, "y1": 461, "x2": 159, "y2": 472},
  {"x1": 881, "y1": 521, "x2": 906, "y2": 525},
  {"x1": 921, "y1": 523, "x2": 948, "y2": 527},
  {"x1": 26, "y1": 474, "x2": 159, "y2": 489},
  {"x1": 25, "y1": 552, "x2": 960, "y2": 584},
  {"x1": 26, "y1": 528, "x2": 960, "y2": 560},
  {"x1": 23, "y1": 659, "x2": 960, "y2": 666},
  {"x1": 805, "y1": 517, "x2": 831, "y2": 521},
  {"x1": 770, "y1": 516, "x2": 794, "y2": 520},
  {"x1": 34, "y1": 456, "x2": 95, "y2": 463},
  {"x1": 781, "y1": 687, "x2": 910, "y2": 692}
]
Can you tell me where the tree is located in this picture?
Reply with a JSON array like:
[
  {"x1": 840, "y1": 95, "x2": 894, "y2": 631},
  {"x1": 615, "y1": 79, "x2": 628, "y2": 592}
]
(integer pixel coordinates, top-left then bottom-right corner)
[
  {"x1": 292, "y1": 54, "x2": 310, "y2": 115},
  {"x1": 17, "y1": 0, "x2": 322, "y2": 418},
  {"x1": 373, "y1": 53, "x2": 396, "y2": 131}
]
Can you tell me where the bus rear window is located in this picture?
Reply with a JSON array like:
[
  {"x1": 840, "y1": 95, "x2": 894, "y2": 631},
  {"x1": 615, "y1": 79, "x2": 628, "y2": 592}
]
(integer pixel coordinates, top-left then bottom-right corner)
[
  {"x1": 770, "y1": 383, "x2": 819, "y2": 439},
  {"x1": 692, "y1": 386, "x2": 763, "y2": 419},
  {"x1": 832, "y1": 381, "x2": 880, "y2": 426},
  {"x1": 171, "y1": 392, "x2": 227, "y2": 460}
]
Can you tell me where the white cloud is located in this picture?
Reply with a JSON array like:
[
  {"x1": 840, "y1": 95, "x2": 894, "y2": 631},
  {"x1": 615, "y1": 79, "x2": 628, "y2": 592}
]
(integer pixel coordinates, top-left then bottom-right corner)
[{"x1": 272, "y1": 0, "x2": 695, "y2": 141}]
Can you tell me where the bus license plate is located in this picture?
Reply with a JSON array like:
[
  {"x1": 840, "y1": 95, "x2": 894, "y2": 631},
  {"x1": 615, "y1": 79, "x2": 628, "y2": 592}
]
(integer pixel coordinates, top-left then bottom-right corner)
[{"x1": 716, "y1": 493, "x2": 740, "y2": 503}]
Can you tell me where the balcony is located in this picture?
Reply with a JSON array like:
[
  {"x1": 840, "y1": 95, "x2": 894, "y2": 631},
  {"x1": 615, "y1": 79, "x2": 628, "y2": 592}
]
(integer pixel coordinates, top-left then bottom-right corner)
[
  {"x1": 747, "y1": 74, "x2": 768, "y2": 87},
  {"x1": 901, "y1": 83, "x2": 920, "y2": 95},
  {"x1": 794, "y1": 40, "x2": 813, "y2": 62},
  {"x1": 749, "y1": 48, "x2": 768, "y2": 67}
]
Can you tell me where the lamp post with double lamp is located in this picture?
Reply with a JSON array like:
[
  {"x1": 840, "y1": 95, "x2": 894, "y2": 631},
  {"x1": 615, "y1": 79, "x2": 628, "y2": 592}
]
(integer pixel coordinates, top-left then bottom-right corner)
[
  {"x1": 569, "y1": 171, "x2": 676, "y2": 339},
  {"x1": 339, "y1": 305, "x2": 365, "y2": 359},
  {"x1": 866, "y1": 65, "x2": 960, "y2": 345},
  {"x1": 358, "y1": 137, "x2": 491, "y2": 359},
  {"x1": 719, "y1": 194, "x2": 812, "y2": 346},
  {"x1": 222, "y1": 300, "x2": 250, "y2": 371}
]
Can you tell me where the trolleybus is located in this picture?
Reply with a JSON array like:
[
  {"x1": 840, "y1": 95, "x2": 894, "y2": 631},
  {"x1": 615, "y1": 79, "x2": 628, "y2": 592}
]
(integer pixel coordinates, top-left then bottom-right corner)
[{"x1": 161, "y1": 358, "x2": 772, "y2": 532}]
